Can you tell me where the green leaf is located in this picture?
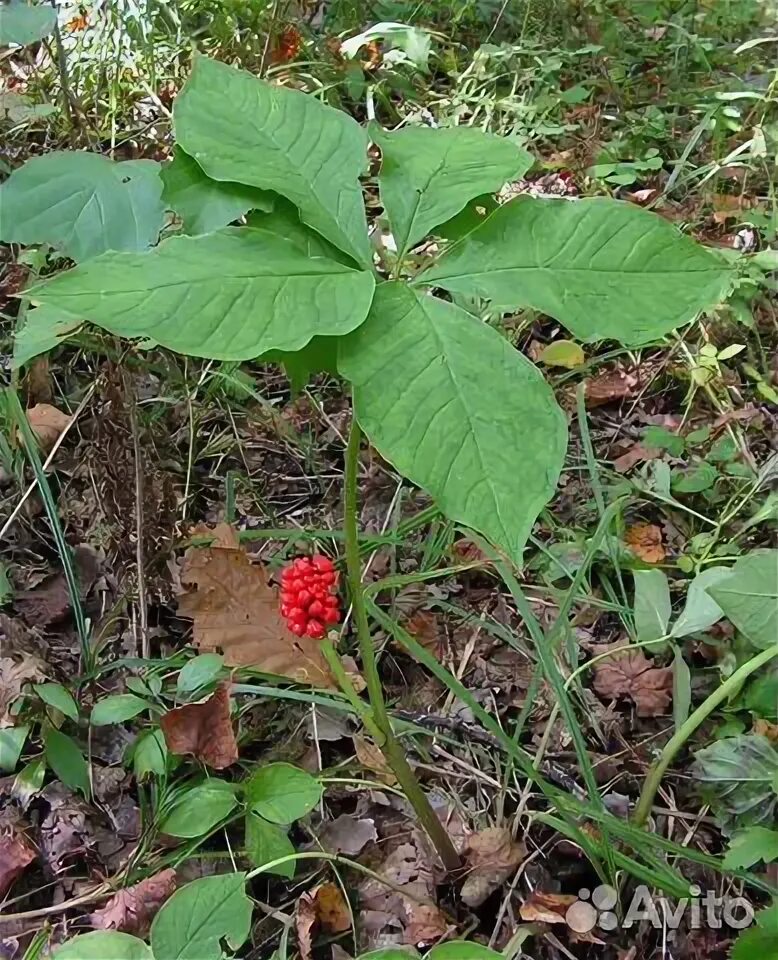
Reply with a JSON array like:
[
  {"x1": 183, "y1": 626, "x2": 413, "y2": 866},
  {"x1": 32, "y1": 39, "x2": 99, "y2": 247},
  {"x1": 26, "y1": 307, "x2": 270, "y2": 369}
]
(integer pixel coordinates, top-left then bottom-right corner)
[
  {"x1": 90, "y1": 694, "x2": 149, "y2": 726},
  {"x1": 672, "y1": 647, "x2": 691, "y2": 732},
  {"x1": 0, "y1": 1, "x2": 56, "y2": 46},
  {"x1": 339, "y1": 283, "x2": 567, "y2": 564},
  {"x1": 174, "y1": 56, "x2": 371, "y2": 266},
  {"x1": 245, "y1": 812, "x2": 295, "y2": 877},
  {"x1": 708, "y1": 550, "x2": 778, "y2": 649},
  {"x1": 417, "y1": 197, "x2": 731, "y2": 345},
  {"x1": 13, "y1": 305, "x2": 82, "y2": 368},
  {"x1": 159, "y1": 780, "x2": 237, "y2": 838},
  {"x1": 34, "y1": 682, "x2": 79, "y2": 721},
  {"x1": 28, "y1": 227, "x2": 376, "y2": 362},
  {"x1": 246, "y1": 762, "x2": 321, "y2": 823},
  {"x1": 0, "y1": 725, "x2": 29, "y2": 773},
  {"x1": 130, "y1": 728, "x2": 167, "y2": 780},
  {"x1": 642, "y1": 425, "x2": 685, "y2": 457},
  {"x1": 670, "y1": 567, "x2": 729, "y2": 638},
  {"x1": 177, "y1": 654, "x2": 224, "y2": 696},
  {"x1": 732, "y1": 906, "x2": 778, "y2": 960},
  {"x1": 151, "y1": 873, "x2": 252, "y2": 960},
  {"x1": 632, "y1": 569, "x2": 671, "y2": 645},
  {"x1": 52, "y1": 931, "x2": 153, "y2": 960},
  {"x1": 538, "y1": 339, "x2": 585, "y2": 369},
  {"x1": 0, "y1": 152, "x2": 165, "y2": 262},
  {"x1": 723, "y1": 826, "x2": 778, "y2": 869},
  {"x1": 359, "y1": 952, "x2": 419, "y2": 960},
  {"x1": 672, "y1": 462, "x2": 718, "y2": 493},
  {"x1": 693, "y1": 734, "x2": 778, "y2": 835},
  {"x1": 161, "y1": 148, "x2": 274, "y2": 235},
  {"x1": 427, "y1": 945, "x2": 504, "y2": 960},
  {"x1": 263, "y1": 336, "x2": 340, "y2": 394},
  {"x1": 744, "y1": 673, "x2": 778, "y2": 720},
  {"x1": 44, "y1": 727, "x2": 89, "y2": 796},
  {"x1": 373, "y1": 124, "x2": 532, "y2": 257}
]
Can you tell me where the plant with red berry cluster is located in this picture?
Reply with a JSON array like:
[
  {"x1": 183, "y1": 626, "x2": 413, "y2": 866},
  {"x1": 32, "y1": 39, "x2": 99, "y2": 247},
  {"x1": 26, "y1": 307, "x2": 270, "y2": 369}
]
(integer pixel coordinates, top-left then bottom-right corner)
[{"x1": 279, "y1": 555, "x2": 340, "y2": 639}]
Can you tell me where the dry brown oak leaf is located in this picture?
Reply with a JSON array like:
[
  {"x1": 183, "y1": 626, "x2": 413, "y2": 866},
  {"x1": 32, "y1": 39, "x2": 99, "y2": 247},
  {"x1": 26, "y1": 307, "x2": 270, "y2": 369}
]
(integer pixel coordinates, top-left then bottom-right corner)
[
  {"x1": 0, "y1": 828, "x2": 36, "y2": 898},
  {"x1": 460, "y1": 826, "x2": 526, "y2": 908},
  {"x1": 90, "y1": 868, "x2": 176, "y2": 936},
  {"x1": 625, "y1": 523, "x2": 666, "y2": 564},
  {"x1": 593, "y1": 647, "x2": 673, "y2": 717},
  {"x1": 178, "y1": 524, "x2": 335, "y2": 688},
  {"x1": 297, "y1": 883, "x2": 351, "y2": 960},
  {"x1": 160, "y1": 682, "x2": 238, "y2": 770}
]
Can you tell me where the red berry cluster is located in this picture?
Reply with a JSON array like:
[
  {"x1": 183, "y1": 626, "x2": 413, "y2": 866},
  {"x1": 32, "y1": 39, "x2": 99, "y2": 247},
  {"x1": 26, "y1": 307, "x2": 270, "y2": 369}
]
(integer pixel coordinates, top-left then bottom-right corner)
[{"x1": 280, "y1": 556, "x2": 340, "y2": 639}]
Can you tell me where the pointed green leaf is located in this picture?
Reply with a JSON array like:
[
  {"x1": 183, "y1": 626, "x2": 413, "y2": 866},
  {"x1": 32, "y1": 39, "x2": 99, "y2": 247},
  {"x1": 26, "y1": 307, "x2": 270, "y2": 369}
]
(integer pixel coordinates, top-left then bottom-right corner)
[
  {"x1": 339, "y1": 283, "x2": 567, "y2": 564},
  {"x1": 246, "y1": 762, "x2": 321, "y2": 823},
  {"x1": 13, "y1": 305, "x2": 82, "y2": 368},
  {"x1": 44, "y1": 727, "x2": 89, "y2": 796},
  {"x1": 161, "y1": 148, "x2": 274, "y2": 235},
  {"x1": 670, "y1": 566, "x2": 729, "y2": 638},
  {"x1": 34, "y1": 682, "x2": 79, "y2": 721},
  {"x1": 723, "y1": 826, "x2": 778, "y2": 870},
  {"x1": 0, "y1": 152, "x2": 165, "y2": 262},
  {"x1": 53, "y1": 931, "x2": 152, "y2": 960},
  {"x1": 90, "y1": 694, "x2": 149, "y2": 726},
  {"x1": 262, "y1": 336, "x2": 339, "y2": 394},
  {"x1": 373, "y1": 124, "x2": 532, "y2": 257},
  {"x1": 0, "y1": 725, "x2": 29, "y2": 773},
  {"x1": 707, "y1": 550, "x2": 778, "y2": 649},
  {"x1": 632, "y1": 570, "x2": 671, "y2": 645},
  {"x1": 0, "y1": 1, "x2": 56, "y2": 46},
  {"x1": 245, "y1": 813, "x2": 296, "y2": 877},
  {"x1": 417, "y1": 197, "x2": 732, "y2": 345},
  {"x1": 428, "y1": 945, "x2": 504, "y2": 960},
  {"x1": 159, "y1": 780, "x2": 237, "y2": 838},
  {"x1": 130, "y1": 728, "x2": 168, "y2": 780},
  {"x1": 151, "y1": 873, "x2": 252, "y2": 960},
  {"x1": 177, "y1": 653, "x2": 224, "y2": 697},
  {"x1": 174, "y1": 56, "x2": 371, "y2": 265},
  {"x1": 27, "y1": 227, "x2": 376, "y2": 361}
]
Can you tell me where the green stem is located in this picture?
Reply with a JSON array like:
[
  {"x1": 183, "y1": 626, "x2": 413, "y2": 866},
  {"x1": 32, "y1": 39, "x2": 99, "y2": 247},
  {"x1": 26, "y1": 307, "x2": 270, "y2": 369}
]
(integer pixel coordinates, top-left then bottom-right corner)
[
  {"x1": 342, "y1": 414, "x2": 461, "y2": 874},
  {"x1": 634, "y1": 643, "x2": 778, "y2": 827}
]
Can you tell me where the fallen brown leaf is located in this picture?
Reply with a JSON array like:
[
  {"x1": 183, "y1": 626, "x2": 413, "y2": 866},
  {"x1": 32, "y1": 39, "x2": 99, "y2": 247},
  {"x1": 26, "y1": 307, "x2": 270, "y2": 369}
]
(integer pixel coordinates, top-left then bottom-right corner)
[
  {"x1": 753, "y1": 719, "x2": 778, "y2": 742},
  {"x1": 0, "y1": 828, "x2": 36, "y2": 898},
  {"x1": 593, "y1": 647, "x2": 673, "y2": 717},
  {"x1": 26, "y1": 403, "x2": 71, "y2": 452},
  {"x1": 612, "y1": 444, "x2": 660, "y2": 474},
  {"x1": 90, "y1": 868, "x2": 176, "y2": 936},
  {"x1": 15, "y1": 544, "x2": 102, "y2": 628},
  {"x1": 584, "y1": 369, "x2": 639, "y2": 407},
  {"x1": 519, "y1": 890, "x2": 577, "y2": 924},
  {"x1": 404, "y1": 611, "x2": 445, "y2": 661},
  {"x1": 160, "y1": 682, "x2": 238, "y2": 769},
  {"x1": 318, "y1": 814, "x2": 377, "y2": 856},
  {"x1": 625, "y1": 523, "x2": 665, "y2": 564},
  {"x1": 297, "y1": 883, "x2": 351, "y2": 960},
  {"x1": 178, "y1": 525, "x2": 336, "y2": 687},
  {"x1": 460, "y1": 827, "x2": 526, "y2": 908},
  {"x1": 404, "y1": 902, "x2": 447, "y2": 944},
  {"x1": 353, "y1": 737, "x2": 397, "y2": 786},
  {"x1": 0, "y1": 658, "x2": 44, "y2": 726}
]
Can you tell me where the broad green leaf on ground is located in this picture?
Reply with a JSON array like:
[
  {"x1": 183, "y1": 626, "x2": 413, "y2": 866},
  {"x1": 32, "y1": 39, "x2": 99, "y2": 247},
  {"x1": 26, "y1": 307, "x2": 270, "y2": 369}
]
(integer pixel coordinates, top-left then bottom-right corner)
[
  {"x1": 538, "y1": 340, "x2": 585, "y2": 369},
  {"x1": 174, "y1": 56, "x2": 370, "y2": 265},
  {"x1": 34, "y1": 683, "x2": 78, "y2": 721},
  {"x1": 708, "y1": 550, "x2": 778, "y2": 649},
  {"x1": 632, "y1": 570, "x2": 671, "y2": 645},
  {"x1": 670, "y1": 567, "x2": 729, "y2": 638},
  {"x1": 416, "y1": 197, "x2": 732, "y2": 345},
  {"x1": 0, "y1": 1, "x2": 56, "y2": 45},
  {"x1": 247, "y1": 200, "x2": 354, "y2": 263},
  {"x1": 246, "y1": 762, "x2": 321, "y2": 823},
  {"x1": 723, "y1": 826, "x2": 778, "y2": 869},
  {"x1": 428, "y1": 945, "x2": 503, "y2": 960},
  {"x1": 53, "y1": 931, "x2": 152, "y2": 960},
  {"x1": 0, "y1": 152, "x2": 165, "y2": 262},
  {"x1": 339, "y1": 283, "x2": 567, "y2": 564},
  {"x1": 150, "y1": 873, "x2": 252, "y2": 960},
  {"x1": 131, "y1": 728, "x2": 167, "y2": 780},
  {"x1": 732, "y1": 906, "x2": 778, "y2": 960},
  {"x1": 0, "y1": 725, "x2": 28, "y2": 773},
  {"x1": 745, "y1": 672, "x2": 778, "y2": 719},
  {"x1": 27, "y1": 227, "x2": 376, "y2": 361},
  {"x1": 90, "y1": 694, "x2": 149, "y2": 726},
  {"x1": 44, "y1": 728, "x2": 89, "y2": 796},
  {"x1": 177, "y1": 654, "x2": 224, "y2": 697},
  {"x1": 159, "y1": 780, "x2": 237, "y2": 838},
  {"x1": 161, "y1": 148, "x2": 274, "y2": 235},
  {"x1": 13, "y1": 305, "x2": 82, "y2": 368},
  {"x1": 693, "y1": 735, "x2": 778, "y2": 835},
  {"x1": 245, "y1": 813, "x2": 295, "y2": 877},
  {"x1": 373, "y1": 124, "x2": 532, "y2": 257}
]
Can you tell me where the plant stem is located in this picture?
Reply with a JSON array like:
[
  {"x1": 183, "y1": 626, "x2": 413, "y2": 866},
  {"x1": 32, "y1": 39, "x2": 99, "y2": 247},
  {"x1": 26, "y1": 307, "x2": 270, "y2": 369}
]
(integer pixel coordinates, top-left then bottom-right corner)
[
  {"x1": 633, "y1": 643, "x2": 778, "y2": 827},
  {"x1": 342, "y1": 413, "x2": 461, "y2": 874}
]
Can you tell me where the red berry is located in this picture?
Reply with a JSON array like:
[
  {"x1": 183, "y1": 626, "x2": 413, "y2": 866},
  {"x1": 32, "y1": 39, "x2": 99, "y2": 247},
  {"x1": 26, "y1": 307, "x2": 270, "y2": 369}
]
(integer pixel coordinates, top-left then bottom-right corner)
[
  {"x1": 308, "y1": 599, "x2": 324, "y2": 617},
  {"x1": 289, "y1": 621, "x2": 306, "y2": 636},
  {"x1": 306, "y1": 620, "x2": 324, "y2": 638},
  {"x1": 323, "y1": 607, "x2": 339, "y2": 624},
  {"x1": 320, "y1": 571, "x2": 336, "y2": 586},
  {"x1": 296, "y1": 589, "x2": 311, "y2": 607},
  {"x1": 324, "y1": 595, "x2": 339, "y2": 608},
  {"x1": 312, "y1": 555, "x2": 333, "y2": 571}
]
